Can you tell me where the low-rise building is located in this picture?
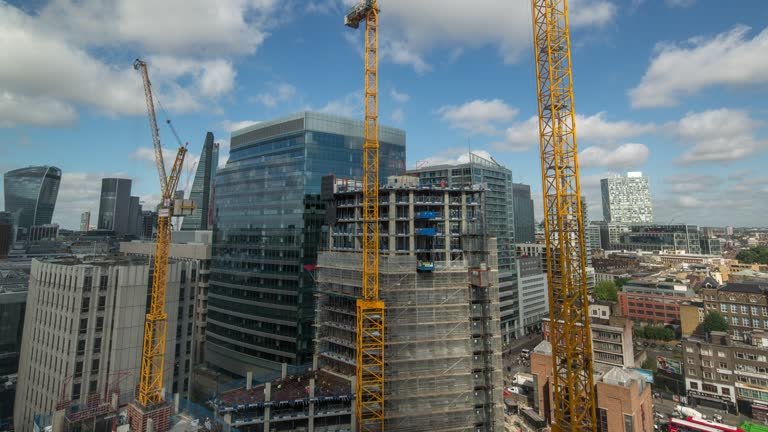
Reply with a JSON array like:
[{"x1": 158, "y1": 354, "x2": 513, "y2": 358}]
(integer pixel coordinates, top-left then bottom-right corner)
[
  {"x1": 680, "y1": 301, "x2": 706, "y2": 337},
  {"x1": 618, "y1": 279, "x2": 696, "y2": 325},
  {"x1": 701, "y1": 282, "x2": 768, "y2": 342},
  {"x1": 530, "y1": 341, "x2": 653, "y2": 432},
  {"x1": 683, "y1": 331, "x2": 768, "y2": 420},
  {"x1": 542, "y1": 315, "x2": 635, "y2": 368}
]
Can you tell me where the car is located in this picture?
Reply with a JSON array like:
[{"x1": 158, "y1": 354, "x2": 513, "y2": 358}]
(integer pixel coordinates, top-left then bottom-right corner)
[{"x1": 675, "y1": 343, "x2": 682, "y2": 349}]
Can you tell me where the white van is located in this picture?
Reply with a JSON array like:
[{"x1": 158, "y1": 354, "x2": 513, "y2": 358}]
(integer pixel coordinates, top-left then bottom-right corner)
[{"x1": 521, "y1": 349, "x2": 531, "y2": 358}]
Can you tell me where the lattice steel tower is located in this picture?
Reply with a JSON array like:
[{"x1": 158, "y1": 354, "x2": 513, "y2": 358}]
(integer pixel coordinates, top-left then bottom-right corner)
[
  {"x1": 530, "y1": 0, "x2": 597, "y2": 430},
  {"x1": 344, "y1": 1, "x2": 385, "y2": 431}
]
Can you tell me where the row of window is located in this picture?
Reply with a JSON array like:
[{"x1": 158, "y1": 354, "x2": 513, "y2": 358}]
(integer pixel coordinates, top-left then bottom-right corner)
[
  {"x1": 727, "y1": 316, "x2": 768, "y2": 329},
  {"x1": 689, "y1": 381, "x2": 731, "y2": 396},
  {"x1": 718, "y1": 303, "x2": 768, "y2": 316}
]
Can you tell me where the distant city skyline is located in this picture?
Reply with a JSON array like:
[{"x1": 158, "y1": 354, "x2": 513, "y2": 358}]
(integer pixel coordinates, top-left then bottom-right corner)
[{"x1": 1, "y1": 1, "x2": 767, "y2": 228}]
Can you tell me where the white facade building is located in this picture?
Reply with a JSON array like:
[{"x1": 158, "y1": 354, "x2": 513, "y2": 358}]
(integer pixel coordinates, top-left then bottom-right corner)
[
  {"x1": 14, "y1": 256, "x2": 198, "y2": 431},
  {"x1": 601, "y1": 172, "x2": 653, "y2": 224}
]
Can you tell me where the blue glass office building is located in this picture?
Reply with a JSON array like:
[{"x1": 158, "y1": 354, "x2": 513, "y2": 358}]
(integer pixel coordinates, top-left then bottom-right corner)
[
  {"x1": 3, "y1": 166, "x2": 61, "y2": 237},
  {"x1": 207, "y1": 112, "x2": 406, "y2": 376}
]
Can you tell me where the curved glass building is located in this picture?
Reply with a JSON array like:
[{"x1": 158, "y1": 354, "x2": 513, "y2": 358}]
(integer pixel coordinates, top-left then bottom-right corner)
[
  {"x1": 207, "y1": 112, "x2": 405, "y2": 377},
  {"x1": 3, "y1": 166, "x2": 62, "y2": 235}
]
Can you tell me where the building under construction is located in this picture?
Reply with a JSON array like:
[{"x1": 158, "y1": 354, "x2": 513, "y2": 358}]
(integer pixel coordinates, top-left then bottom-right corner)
[{"x1": 315, "y1": 175, "x2": 504, "y2": 431}]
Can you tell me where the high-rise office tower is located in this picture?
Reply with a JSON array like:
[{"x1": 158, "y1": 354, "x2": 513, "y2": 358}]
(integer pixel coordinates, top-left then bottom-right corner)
[
  {"x1": 512, "y1": 182, "x2": 535, "y2": 244},
  {"x1": 182, "y1": 132, "x2": 219, "y2": 231},
  {"x1": 97, "y1": 178, "x2": 132, "y2": 233},
  {"x1": 14, "y1": 256, "x2": 198, "y2": 431},
  {"x1": 141, "y1": 210, "x2": 157, "y2": 239},
  {"x1": 127, "y1": 196, "x2": 142, "y2": 236},
  {"x1": 408, "y1": 153, "x2": 547, "y2": 340},
  {"x1": 0, "y1": 211, "x2": 13, "y2": 257},
  {"x1": 601, "y1": 172, "x2": 653, "y2": 223},
  {"x1": 3, "y1": 166, "x2": 61, "y2": 238},
  {"x1": 317, "y1": 176, "x2": 503, "y2": 430},
  {"x1": 207, "y1": 112, "x2": 405, "y2": 376},
  {"x1": 80, "y1": 211, "x2": 90, "y2": 232}
]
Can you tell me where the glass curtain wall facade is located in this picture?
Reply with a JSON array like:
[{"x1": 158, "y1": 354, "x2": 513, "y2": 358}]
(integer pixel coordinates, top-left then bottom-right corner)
[
  {"x1": 512, "y1": 183, "x2": 536, "y2": 244},
  {"x1": 97, "y1": 178, "x2": 132, "y2": 233},
  {"x1": 208, "y1": 112, "x2": 405, "y2": 377},
  {"x1": 182, "y1": 132, "x2": 219, "y2": 231},
  {"x1": 601, "y1": 172, "x2": 653, "y2": 223},
  {"x1": 3, "y1": 166, "x2": 61, "y2": 237}
]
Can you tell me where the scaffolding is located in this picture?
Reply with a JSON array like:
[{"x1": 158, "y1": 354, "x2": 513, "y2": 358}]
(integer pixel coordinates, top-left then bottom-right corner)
[{"x1": 315, "y1": 248, "x2": 503, "y2": 432}]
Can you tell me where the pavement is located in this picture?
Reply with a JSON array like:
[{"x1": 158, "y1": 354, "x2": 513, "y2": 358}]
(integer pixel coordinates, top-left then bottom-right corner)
[{"x1": 502, "y1": 334, "x2": 543, "y2": 385}]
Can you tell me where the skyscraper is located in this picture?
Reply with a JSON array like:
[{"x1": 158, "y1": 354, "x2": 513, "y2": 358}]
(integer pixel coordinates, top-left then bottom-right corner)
[
  {"x1": 512, "y1": 182, "x2": 535, "y2": 244},
  {"x1": 407, "y1": 153, "x2": 548, "y2": 340},
  {"x1": 80, "y1": 211, "x2": 90, "y2": 232},
  {"x1": 182, "y1": 132, "x2": 219, "y2": 231},
  {"x1": 601, "y1": 172, "x2": 653, "y2": 223},
  {"x1": 3, "y1": 166, "x2": 61, "y2": 238},
  {"x1": 207, "y1": 112, "x2": 406, "y2": 376},
  {"x1": 127, "y1": 196, "x2": 142, "y2": 236},
  {"x1": 97, "y1": 178, "x2": 132, "y2": 233}
]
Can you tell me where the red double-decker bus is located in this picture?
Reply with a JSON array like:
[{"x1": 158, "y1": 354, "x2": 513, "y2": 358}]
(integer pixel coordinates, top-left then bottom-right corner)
[{"x1": 668, "y1": 417, "x2": 744, "y2": 432}]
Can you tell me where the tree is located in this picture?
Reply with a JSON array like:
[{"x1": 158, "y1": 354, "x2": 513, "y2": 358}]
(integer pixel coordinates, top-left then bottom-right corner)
[
  {"x1": 700, "y1": 312, "x2": 729, "y2": 333},
  {"x1": 615, "y1": 277, "x2": 631, "y2": 289},
  {"x1": 594, "y1": 281, "x2": 618, "y2": 301},
  {"x1": 736, "y1": 246, "x2": 768, "y2": 265}
]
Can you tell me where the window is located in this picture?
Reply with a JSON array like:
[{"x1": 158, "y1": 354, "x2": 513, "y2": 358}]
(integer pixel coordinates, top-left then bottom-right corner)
[
  {"x1": 763, "y1": 307, "x2": 768, "y2": 317},
  {"x1": 752, "y1": 306, "x2": 759, "y2": 315},
  {"x1": 720, "y1": 362, "x2": 728, "y2": 368},
  {"x1": 689, "y1": 369, "x2": 697, "y2": 376},
  {"x1": 97, "y1": 296, "x2": 106, "y2": 311},
  {"x1": 721, "y1": 304, "x2": 728, "y2": 312},
  {"x1": 687, "y1": 357, "x2": 695, "y2": 365},
  {"x1": 731, "y1": 304, "x2": 738, "y2": 313},
  {"x1": 742, "y1": 305, "x2": 749, "y2": 314},
  {"x1": 743, "y1": 318, "x2": 750, "y2": 327},
  {"x1": 686, "y1": 346, "x2": 694, "y2": 353},
  {"x1": 732, "y1": 317, "x2": 739, "y2": 325},
  {"x1": 89, "y1": 380, "x2": 98, "y2": 393},
  {"x1": 755, "y1": 319, "x2": 761, "y2": 328},
  {"x1": 598, "y1": 408, "x2": 608, "y2": 432},
  {"x1": 704, "y1": 371, "x2": 713, "y2": 379},
  {"x1": 718, "y1": 351, "x2": 726, "y2": 358},
  {"x1": 703, "y1": 360, "x2": 713, "y2": 367},
  {"x1": 764, "y1": 320, "x2": 768, "y2": 329},
  {"x1": 720, "y1": 374, "x2": 729, "y2": 381},
  {"x1": 702, "y1": 383, "x2": 718, "y2": 393},
  {"x1": 72, "y1": 383, "x2": 81, "y2": 400},
  {"x1": 95, "y1": 316, "x2": 104, "y2": 331},
  {"x1": 624, "y1": 414, "x2": 634, "y2": 432},
  {"x1": 690, "y1": 382, "x2": 699, "y2": 390},
  {"x1": 92, "y1": 359, "x2": 99, "y2": 372},
  {"x1": 93, "y1": 338, "x2": 101, "y2": 354},
  {"x1": 722, "y1": 387, "x2": 731, "y2": 396}
]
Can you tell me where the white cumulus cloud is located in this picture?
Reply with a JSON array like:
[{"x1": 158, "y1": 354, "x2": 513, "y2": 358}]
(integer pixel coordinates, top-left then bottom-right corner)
[
  {"x1": 669, "y1": 108, "x2": 766, "y2": 164},
  {"x1": 579, "y1": 143, "x2": 650, "y2": 168},
  {"x1": 630, "y1": 25, "x2": 768, "y2": 107},
  {"x1": 438, "y1": 99, "x2": 518, "y2": 135}
]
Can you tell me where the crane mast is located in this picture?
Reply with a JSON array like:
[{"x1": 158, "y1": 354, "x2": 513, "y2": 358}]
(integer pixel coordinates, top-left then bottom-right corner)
[
  {"x1": 530, "y1": 1, "x2": 597, "y2": 430},
  {"x1": 345, "y1": 1, "x2": 385, "y2": 431},
  {"x1": 133, "y1": 59, "x2": 189, "y2": 409}
]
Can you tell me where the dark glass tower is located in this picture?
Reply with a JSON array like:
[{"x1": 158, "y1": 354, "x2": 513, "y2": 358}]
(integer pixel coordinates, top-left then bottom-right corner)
[
  {"x1": 182, "y1": 132, "x2": 219, "y2": 231},
  {"x1": 207, "y1": 112, "x2": 406, "y2": 376},
  {"x1": 97, "y1": 178, "x2": 132, "y2": 233},
  {"x1": 3, "y1": 166, "x2": 61, "y2": 237},
  {"x1": 512, "y1": 183, "x2": 536, "y2": 244}
]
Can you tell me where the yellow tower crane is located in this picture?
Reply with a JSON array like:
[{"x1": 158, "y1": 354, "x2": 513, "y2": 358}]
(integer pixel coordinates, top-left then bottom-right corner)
[
  {"x1": 529, "y1": 1, "x2": 597, "y2": 430},
  {"x1": 133, "y1": 59, "x2": 193, "y2": 412},
  {"x1": 344, "y1": 1, "x2": 385, "y2": 431}
]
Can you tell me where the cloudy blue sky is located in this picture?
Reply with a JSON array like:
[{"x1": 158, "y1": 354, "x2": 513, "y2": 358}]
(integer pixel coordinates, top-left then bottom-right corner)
[{"x1": 1, "y1": 0, "x2": 767, "y2": 229}]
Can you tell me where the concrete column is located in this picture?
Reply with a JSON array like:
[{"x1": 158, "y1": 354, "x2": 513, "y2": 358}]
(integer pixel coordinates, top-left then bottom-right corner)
[
  {"x1": 52, "y1": 409, "x2": 65, "y2": 432},
  {"x1": 174, "y1": 393, "x2": 180, "y2": 413},
  {"x1": 408, "y1": 191, "x2": 415, "y2": 253},
  {"x1": 264, "y1": 382, "x2": 272, "y2": 431},
  {"x1": 281, "y1": 362, "x2": 288, "y2": 378},
  {"x1": 223, "y1": 413, "x2": 232, "y2": 432},
  {"x1": 308, "y1": 377, "x2": 316, "y2": 432},
  {"x1": 246, "y1": 371, "x2": 253, "y2": 390},
  {"x1": 444, "y1": 191, "x2": 450, "y2": 259},
  {"x1": 389, "y1": 192, "x2": 396, "y2": 252},
  {"x1": 312, "y1": 353, "x2": 319, "y2": 370},
  {"x1": 146, "y1": 418, "x2": 154, "y2": 432}
]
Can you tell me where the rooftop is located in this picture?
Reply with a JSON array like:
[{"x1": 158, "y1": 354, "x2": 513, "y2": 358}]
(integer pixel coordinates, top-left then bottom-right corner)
[
  {"x1": 720, "y1": 282, "x2": 767, "y2": 294},
  {"x1": 38, "y1": 255, "x2": 150, "y2": 267},
  {"x1": 218, "y1": 370, "x2": 351, "y2": 407}
]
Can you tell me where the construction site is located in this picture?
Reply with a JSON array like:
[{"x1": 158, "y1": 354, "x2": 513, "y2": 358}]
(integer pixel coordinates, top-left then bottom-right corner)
[{"x1": 315, "y1": 176, "x2": 504, "y2": 431}]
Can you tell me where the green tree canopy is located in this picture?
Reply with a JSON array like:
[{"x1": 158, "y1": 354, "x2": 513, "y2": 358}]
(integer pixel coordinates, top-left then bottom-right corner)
[
  {"x1": 736, "y1": 246, "x2": 768, "y2": 265},
  {"x1": 700, "y1": 312, "x2": 729, "y2": 333},
  {"x1": 594, "y1": 281, "x2": 618, "y2": 301},
  {"x1": 615, "y1": 277, "x2": 631, "y2": 288}
]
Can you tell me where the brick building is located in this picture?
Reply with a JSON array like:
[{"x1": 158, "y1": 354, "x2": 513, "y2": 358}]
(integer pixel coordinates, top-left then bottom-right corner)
[
  {"x1": 618, "y1": 279, "x2": 696, "y2": 325},
  {"x1": 530, "y1": 341, "x2": 653, "y2": 432},
  {"x1": 701, "y1": 282, "x2": 768, "y2": 342}
]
